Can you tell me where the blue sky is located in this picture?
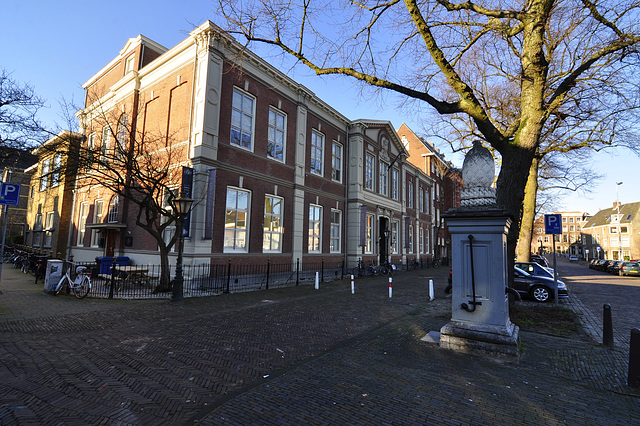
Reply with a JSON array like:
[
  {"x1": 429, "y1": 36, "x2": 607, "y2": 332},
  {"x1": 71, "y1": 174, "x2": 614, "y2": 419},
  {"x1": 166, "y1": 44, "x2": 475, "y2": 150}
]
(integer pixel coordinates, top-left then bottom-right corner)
[{"x1": 2, "y1": 0, "x2": 637, "y2": 215}]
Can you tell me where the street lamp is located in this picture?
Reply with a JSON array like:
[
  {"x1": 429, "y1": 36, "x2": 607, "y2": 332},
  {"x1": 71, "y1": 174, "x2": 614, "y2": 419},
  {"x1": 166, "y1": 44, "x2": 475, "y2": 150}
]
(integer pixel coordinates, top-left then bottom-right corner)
[
  {"x1": 171, "y1": 193, "x2": 193, "y2": 302},
  {"x1": 616, "y1": 182, "x2": 623, "y2": 261}
]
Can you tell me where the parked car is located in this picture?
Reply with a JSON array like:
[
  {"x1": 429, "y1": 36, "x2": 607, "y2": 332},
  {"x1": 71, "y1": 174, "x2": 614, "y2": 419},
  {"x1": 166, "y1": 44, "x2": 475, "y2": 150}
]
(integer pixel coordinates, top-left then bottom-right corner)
[
  {"x1": 589, "y1": 259, "x2": 600, "y2": 269},
  {"x1": 569, "y1": 255, "x2": 578, "y2": 262},
  {"x1": 607, "y1": 260, "x2": 623, "y2": 274},
  {"x1": 530, "y1": 254, "x2": 549, "y2": 268},
  {"x1": 619, "y1": 261, "x2": 640, "y2": 276},
  {"x1": 513, "y1": 267, "x2": 568, "y2": 302},
  {"x1": 599, "y1": 260, "x2": 614, "y2": 272},
  {"x1": 514, "y1": 261, "x2": 555, "y2": 279}
]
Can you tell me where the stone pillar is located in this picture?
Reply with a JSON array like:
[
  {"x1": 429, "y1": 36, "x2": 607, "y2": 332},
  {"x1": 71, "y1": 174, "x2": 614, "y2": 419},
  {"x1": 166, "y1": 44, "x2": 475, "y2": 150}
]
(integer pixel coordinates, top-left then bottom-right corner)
[{"x1": 439, "y1": 141, "x2": 519, "y2": 358}]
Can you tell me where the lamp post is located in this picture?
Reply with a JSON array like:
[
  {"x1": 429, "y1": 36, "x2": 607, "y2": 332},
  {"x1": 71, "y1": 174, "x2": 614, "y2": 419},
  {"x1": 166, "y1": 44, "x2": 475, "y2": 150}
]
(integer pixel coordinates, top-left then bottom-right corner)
[
  {"x1": 616, "y1": 182, "x2": 623, "y2": 261},
  {"x1": 171, "y1": 193, "x2": 193, "y2": 302}
]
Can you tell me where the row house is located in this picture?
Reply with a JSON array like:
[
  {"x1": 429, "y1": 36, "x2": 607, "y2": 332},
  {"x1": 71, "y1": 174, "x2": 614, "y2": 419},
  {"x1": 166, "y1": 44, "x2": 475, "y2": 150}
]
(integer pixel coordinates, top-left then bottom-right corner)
[
  {"x1": 530, "y1": 211, "x2": 589, "y2": 256},
  {"x1": 582, "y1": 202, "x2": 640, "y2": 261},
  {"x1": 25, "y1": 22, "x2": 450, "y2": 273},
  {"x1": 398, "y1": 123, "x2": 463, "y2": 264},
  {"x1": 0, "y1": 148, "x2": 36, "y2": 245},
  {"x1": 24, "y1": 131, "x2": 82, "y2": 257}
]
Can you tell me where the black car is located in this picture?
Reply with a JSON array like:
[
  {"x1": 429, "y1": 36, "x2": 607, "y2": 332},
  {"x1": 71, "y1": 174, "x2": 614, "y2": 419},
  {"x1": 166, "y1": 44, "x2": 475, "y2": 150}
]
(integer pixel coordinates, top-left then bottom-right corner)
[
  {"x1": 514, "y1": 261, "x2": 555, "y2": 279},
  {"x1": 513, "y1": 267, "x2": 568, "y2": 302},
  {"x1": 530, "y1": 254, "x2": 549, "y2": 268},
  {"x1": 607, "y1": 260, "x2": 623, "y2": 274}
]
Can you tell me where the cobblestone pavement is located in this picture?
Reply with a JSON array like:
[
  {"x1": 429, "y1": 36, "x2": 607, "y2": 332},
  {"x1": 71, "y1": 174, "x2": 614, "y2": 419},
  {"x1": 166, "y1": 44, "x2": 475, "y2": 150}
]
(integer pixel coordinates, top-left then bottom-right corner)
[{"x1": 0, "y1": 264, "x2": 639, "y2": 425}]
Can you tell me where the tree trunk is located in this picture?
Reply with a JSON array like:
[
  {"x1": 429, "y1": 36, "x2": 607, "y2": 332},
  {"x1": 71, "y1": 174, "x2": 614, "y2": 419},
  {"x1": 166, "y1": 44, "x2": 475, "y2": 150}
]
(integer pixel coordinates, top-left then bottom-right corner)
[
  {"x1": 155, "y1": 244, "x2": 173, "y2": 292},
  {"x1": 517, "y1": 158, "x2": 539, "y2": 262}
]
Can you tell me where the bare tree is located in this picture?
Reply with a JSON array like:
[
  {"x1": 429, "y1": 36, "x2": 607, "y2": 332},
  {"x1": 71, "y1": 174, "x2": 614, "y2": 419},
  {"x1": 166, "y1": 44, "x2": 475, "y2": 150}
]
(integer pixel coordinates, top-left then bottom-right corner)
[
  {"x1": 0, "y1": 68, "x2": 48, "y2": 156},
  {"x1": 215, "y1": 0, "x2": 640, "y2": 272},
  {"x1": 47, "y1": 99, "x2": 196, "y2": 292}
]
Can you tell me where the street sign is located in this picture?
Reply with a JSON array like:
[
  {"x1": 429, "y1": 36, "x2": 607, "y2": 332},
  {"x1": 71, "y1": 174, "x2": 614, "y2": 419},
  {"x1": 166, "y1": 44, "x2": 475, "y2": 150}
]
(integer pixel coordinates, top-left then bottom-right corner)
[
  {"x1": 0, "y1": 183, "x2": 21, "y2": 206},
  {"x1": 544, "y1": 213, "x2": 562, "y2": 235}
]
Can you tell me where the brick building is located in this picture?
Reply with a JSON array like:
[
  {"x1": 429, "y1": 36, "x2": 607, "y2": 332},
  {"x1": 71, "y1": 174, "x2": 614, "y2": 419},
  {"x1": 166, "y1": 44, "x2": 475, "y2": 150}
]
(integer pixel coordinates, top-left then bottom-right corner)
[
  {"x1": 582, "y1": 202, "x2": 640, "y2": 261},
  {"x1": 63, "y1": 21, "x2": 446, "y2": 273},
  {"x1": 397, "y1": 123, "x2": 462, "y2": 263}
]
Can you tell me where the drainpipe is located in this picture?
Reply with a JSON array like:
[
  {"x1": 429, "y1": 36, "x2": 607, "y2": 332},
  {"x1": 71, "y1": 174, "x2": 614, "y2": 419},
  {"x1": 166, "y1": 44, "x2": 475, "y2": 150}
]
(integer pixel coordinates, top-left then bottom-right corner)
[{"x1": 343, "y1": 125, "x2": 349, "y2": 270}]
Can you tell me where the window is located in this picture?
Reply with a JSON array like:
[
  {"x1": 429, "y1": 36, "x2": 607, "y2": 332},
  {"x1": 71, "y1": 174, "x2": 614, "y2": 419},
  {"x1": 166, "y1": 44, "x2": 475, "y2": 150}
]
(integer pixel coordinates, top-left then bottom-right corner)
[
  {"x1": 268, "y1": 108, "x2": 286, "y2": 161},
  {"x1": 86, "y1": 133, "x2": 96, "y2": 172},
  {"x1": 231, "y1": 88, "x2": 254, "y2": 149},
  {"x1": 544, "y1": 236, "x2": 549, "y2": 243},
  {"x1": 310, "y1": 131, "x2": 324, "y2": 175},
  {"x1": 78, "y1": 202, "x2": 88, "y2": 246},
  {"x1": 569, "y1": 225, "x2": 575, "y2": 232},
  {"x1": 308, "y1": 205, "x2": 322, "y2": 253},
  {"x1": 44, "y1": 212, "x2": 55, "y2": 247},
  {"x1": 391, "y1": 220, "x2": 399, "y2": 254},
  {"x1": 50, "y1": 154, "x2": 62, "y2": 187},
  {"x1": 332, "y1": 142, "x2": 342, "y2": 182},
  {"x1": 425, "y1": 226, "x2": 430, "y2": 254},
  {"x1": 379, "y1": 162, "x2": 388, "y2": 196},
  {"x1": 116, "y1": 113, "x2": 128, "y2": 160},
  {"x1": 263, "y1": 195, "x2": 283, "y2": 252},
  {"x1": 365, "y1": 154, "x2": 375, "y2": 190},
  {"x1": 392, "y1": 169, "x2": 399, "y2": 200},
  {"x1": 407, "y1": 180, "x2": 414, "y2": 208},
  {"x1": 33, "y1": 213, "x2": 42, "y2": 247},
  {"x1": 161, "y1": 187, "x2": 178, "y2": 252},
  {"x1": 408, "y1": 225, "x2": 414, "y2": 253},
  {"x1": 419, "y1": 188, "x2": 424, "y2": 213},
  {"x1": 125, "y1": 55, "x2": 135, "y2": 73},
  {"x1": 419, "y1": 228, "x2": 424, "y2": 254},
  {"x1": 91, "y1": 199, "x2": 104, "y2": 247},
  {"x1": 365, "y1": 213, "x2": 374, "y2": 254},
  {"x1": 101, "y1": 126, "x2": 111, "y2": 166},
  {"x1": 107, "y1": 196, "x2": 119, "y2": 223},
  {"x1": 330, "y1": 209, "x2": 342, "y2": 252},
  {"x1": 39, "y1": 158, "x2": 50, "y2": 191},
  {"x1": 621, "y1": 226, "x2": 628, "y2": 233},
  {"x1": 610, "y1": 227, "x2": 618, "y2": 233},
  {"x1": 569, "y1": 217, "x2": 574, "y2": 223},
  {"x1": 225, "y1": 188, "x2": 250, "y2": 252}
]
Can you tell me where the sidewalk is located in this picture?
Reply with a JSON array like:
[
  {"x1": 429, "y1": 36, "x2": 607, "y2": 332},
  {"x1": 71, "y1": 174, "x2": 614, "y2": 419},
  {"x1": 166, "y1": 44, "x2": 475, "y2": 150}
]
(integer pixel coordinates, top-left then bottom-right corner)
[{"x1": 0, "y1": 264, "x2": 638, "y2": 424}]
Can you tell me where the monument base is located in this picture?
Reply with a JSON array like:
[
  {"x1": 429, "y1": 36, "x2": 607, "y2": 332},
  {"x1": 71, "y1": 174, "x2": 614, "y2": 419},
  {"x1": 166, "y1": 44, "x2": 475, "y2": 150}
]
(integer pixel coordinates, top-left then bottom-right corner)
[{"x1": 440, "y1": 320, "x2": 520, "y2": 359}]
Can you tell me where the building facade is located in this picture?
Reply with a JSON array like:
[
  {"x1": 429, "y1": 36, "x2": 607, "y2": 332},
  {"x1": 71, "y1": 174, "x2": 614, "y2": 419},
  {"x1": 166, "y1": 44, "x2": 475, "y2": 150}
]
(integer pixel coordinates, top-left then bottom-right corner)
[
  {"x1": 530, "y1": 211, "x2": 589, "y2": 257},
  {"x1": 398, "y1": 123, "x2": 462, "y2": 263},
  {"x1": 582, "y1": 202, "x2": 640, "y2": 261},
  {"x1": 63, "y1": 21, "x2": 450, "y2": 273}
]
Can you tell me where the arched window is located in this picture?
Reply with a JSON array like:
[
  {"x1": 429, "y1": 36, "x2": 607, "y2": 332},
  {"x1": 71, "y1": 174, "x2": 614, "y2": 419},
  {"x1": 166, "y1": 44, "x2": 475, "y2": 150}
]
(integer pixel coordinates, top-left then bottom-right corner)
[
  {"x1": 107, "y1": 196, "x2": 119, "y2": 223},
  {"x1": 116, "y1": 113, "x2": 128, "y2": 160}
]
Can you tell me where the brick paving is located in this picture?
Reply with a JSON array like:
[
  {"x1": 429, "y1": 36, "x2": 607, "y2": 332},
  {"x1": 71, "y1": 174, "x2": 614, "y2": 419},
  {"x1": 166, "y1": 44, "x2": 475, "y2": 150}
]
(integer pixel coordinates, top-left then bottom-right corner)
[{"x1": 0, "y1": 264, "x2": 639, "y2": 425}]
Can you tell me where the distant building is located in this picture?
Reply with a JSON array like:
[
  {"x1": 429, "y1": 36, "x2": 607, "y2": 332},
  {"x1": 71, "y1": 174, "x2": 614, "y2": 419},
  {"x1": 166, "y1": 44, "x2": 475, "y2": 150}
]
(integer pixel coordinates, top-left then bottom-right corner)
[
  {"x1": 530, "y1": 211, "x2": 590, "y2": 257},
  {"x1": 582, "y1": 202, "x2": 640, "y2": 261},
  {"x1": 0, "y1": 148, "x2": 37, "y2": 246},
  {"x1": 397, "y1": 123, "x2": 463, "y2": 263}
]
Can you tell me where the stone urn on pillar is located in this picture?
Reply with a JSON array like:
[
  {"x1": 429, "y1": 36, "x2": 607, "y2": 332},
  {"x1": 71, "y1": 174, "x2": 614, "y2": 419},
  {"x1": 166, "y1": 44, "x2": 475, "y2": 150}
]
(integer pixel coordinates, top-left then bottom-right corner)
[{"x1": 439, "y1": 141, "x2": 519, "y2": 358}]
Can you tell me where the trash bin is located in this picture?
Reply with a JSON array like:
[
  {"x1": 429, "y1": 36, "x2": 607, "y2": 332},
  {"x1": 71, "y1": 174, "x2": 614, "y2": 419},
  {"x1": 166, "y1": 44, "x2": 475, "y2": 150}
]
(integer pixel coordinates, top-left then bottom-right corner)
[
  {"x1": 44, "y1": 260, "x2": 63, "y2": 293},
  {"x1": 96, "y1": 256, "x2": 130, "y2": 275}
]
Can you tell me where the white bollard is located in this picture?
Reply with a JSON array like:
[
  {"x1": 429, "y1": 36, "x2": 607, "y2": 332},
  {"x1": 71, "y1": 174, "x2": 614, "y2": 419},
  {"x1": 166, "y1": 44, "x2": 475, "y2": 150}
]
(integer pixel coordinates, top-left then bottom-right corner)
[
  {"x1": 351, "y1": 275, "x2": 355, "y2": 294},
  {"x1": 315, "y1": 271, "x2": 319, "y2": 290},
  {"x1": 429, "y1": 279, "x2": 435, "y2": 301},
  {"x1": 389, "y1": 277, "x2": 393, "y2": 298}
]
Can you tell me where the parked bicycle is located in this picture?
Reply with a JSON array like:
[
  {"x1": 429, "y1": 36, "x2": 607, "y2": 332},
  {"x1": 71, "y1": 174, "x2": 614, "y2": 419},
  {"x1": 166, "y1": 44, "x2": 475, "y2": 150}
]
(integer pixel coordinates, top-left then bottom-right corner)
[
  {"x1": 352, "y1": 259, "x2": 365, "y2": 278},
  {"x1": 54, "y1": 265, "x2": 91, "y2": 299}
]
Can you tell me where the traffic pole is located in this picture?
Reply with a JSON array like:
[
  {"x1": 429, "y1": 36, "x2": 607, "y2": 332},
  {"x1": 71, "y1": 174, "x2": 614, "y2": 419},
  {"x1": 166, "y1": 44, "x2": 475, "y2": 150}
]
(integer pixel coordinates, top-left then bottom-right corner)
[
  {"x1": 388, "y1": 277, "x2": 392, "y2": 298},
  {"x1": 351, "y1": 275, "x2": 355, "y2": 294},
  {"x1": 429, "y1": 279, "x2": 434, "y2": 301}
]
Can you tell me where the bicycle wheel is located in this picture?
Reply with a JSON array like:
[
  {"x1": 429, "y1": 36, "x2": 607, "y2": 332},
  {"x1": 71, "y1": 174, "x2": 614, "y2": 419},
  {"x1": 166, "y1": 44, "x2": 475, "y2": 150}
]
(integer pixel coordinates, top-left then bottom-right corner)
[
  {"x1": 379, "y1": 265, "x2": 390, "y2": 276},
  {"x1": 73, "y1": 276, "x2": 91, "y2": 299},
  {"x1": 54, "y1": 277, "x2": 66, "y2": 295}
]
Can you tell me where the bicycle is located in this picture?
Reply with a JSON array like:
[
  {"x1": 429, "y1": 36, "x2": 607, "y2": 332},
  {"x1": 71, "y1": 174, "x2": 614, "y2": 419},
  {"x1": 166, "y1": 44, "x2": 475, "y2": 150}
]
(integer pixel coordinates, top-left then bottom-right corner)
[
  {"x1": 54, "y1": 265, "x2": 92, "y2": 299},
  {"x1": 352, "y1": 259, "x2": 365, "y2": 278}
]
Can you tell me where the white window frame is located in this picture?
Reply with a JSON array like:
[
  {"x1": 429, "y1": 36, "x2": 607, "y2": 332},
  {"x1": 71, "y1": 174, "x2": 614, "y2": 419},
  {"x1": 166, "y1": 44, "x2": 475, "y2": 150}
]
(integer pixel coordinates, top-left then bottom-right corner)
[
  {"x1": 40, "y1": 158, "x2": 50, "y2": 191},
  {"x1": 408, "y1": 180, "x2": 414, "y2": 208},
  {"x1": 91, "y1": 199, "x2": 104, "y2": 247},
  {"x1": 392, "y1": 168, "x2": 399, "y2": 200},
  {"x1": 409, "y1": 225, "x2": 414, "y2": 254},
  {"x1": 161, "y1": 187, "x2": 178, "y2": 252},
  {"x1": 224, "y1": 187, "x2": 251, "y2": 253},
  {"x1": 230, "y1": 88, "x2": 255, "y2": 150},
  {"x1": 419, "y1": 227, "x2": 425, "y2": 254},
  {"x1": 308, "y1": 204, "x2": 323, "y2": 253},
  {"x1": 330, "y1": 209, "x2": 342, "y2": 253},
  {"x1": 310, "y1": 130, "x2": 324, "y2": 176},
  {"x1": 267, "y1": 107, "x2": 286, "y2": 162},
  {"x1": 107, "y1": 196, "x2": 119, "y2": 223},
  {"x1": 116, "y1": 113, "x2": 128, "y2": 161},
  {"x1": 51, "y1": 154, "x2": 62, "y2": 187},
  {"x1": 86, "y1": 132, "x2": 96, "y2": 172},
  {"x1": 44, "y1": 212, "x2": 55, "y2": 248},
  {"x1": 391, "y1": 220, "x2": 399, "y2": 254},
  {"x1": 379, "y1": 161, "x2": 388, "y2": 196},
  {"x1": 365, "y1": 154, "x2": 375, "y2": 191},
  {"x1": 100, "y1": 126, "x2": 111, "y2": 167},
  {"x1": 365, "y1": 213, "x2": 374, "y2": 254},
  {"x1": 263, "y1": 195, "x2": 284, "y2": 253},
  {"x1": 332, "y1": 141, "x2": 343, "y2": 182},
  {"x1": 78, "y1": 202, "x2": 88, "y2": 246}
]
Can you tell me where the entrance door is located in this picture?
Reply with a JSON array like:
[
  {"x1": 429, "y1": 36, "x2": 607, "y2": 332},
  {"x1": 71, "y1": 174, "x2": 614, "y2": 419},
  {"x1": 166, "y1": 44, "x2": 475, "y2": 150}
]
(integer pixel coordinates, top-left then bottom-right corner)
[
  {"x1": 379, "y1": 217, "x2": 389, "y2": 265},
  {"x1": 105, "y1": 230, "x2": 116, "y2": 257}
]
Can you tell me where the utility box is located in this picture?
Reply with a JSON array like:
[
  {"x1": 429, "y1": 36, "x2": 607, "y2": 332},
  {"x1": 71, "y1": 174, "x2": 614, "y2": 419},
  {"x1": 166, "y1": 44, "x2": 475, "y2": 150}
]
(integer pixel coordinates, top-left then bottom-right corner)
[{"x1": 44, "y1": 260, "x2": 63, "y2": 293}]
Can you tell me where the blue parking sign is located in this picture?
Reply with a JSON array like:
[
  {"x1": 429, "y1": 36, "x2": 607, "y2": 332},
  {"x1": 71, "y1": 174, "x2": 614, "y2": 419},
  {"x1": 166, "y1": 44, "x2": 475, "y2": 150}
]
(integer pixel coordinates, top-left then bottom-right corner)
[
  {"x1": 0, "y1": 183, "x2": 21, "y2": 206},
  {"x1": 544, "y1": 214, "x2": 562, "y2": 235}
]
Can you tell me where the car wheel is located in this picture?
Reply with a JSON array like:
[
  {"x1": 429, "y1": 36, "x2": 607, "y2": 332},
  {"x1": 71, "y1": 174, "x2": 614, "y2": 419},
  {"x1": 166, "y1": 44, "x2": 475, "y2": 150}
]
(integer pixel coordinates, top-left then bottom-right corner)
[{"x1": 531, "y1": 285, "x2": 551, "y2": 303}]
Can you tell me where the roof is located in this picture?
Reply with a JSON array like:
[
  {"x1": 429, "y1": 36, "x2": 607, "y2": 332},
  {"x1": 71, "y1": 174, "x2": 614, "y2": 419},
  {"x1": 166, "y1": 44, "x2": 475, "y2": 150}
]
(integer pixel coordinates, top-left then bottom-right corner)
[{"x1": 582, "y1": 202, "x2": 640, "y2": 228}]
